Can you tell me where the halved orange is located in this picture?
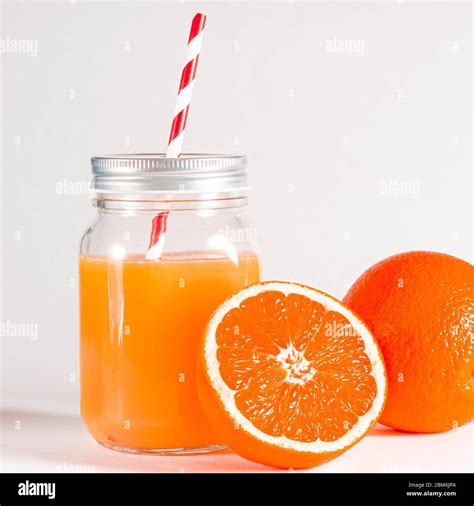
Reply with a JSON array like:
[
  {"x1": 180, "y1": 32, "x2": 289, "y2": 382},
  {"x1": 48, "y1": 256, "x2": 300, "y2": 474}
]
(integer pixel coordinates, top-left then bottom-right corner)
[{"x1": 197, "y1": 281, "x2": 387, "y2": 469}]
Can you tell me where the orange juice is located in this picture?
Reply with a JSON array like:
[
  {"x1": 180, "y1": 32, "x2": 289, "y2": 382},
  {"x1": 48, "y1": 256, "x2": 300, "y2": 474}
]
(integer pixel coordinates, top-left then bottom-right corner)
[{"x1": 79, "y1": 252, "x2": 260, "y2": 452}]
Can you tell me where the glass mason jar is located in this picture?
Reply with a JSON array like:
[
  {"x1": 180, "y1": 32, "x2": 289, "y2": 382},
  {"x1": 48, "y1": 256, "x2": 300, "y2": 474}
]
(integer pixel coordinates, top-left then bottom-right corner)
[{"x1": 79, "y1": 154, "x2": 260, "y2": 454}]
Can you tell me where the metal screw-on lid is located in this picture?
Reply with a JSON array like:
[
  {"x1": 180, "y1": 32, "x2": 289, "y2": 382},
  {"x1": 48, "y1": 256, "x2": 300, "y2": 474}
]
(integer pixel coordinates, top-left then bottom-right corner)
[{"x1": 91, "y1": 153, "x2": 249, "y2": 200}]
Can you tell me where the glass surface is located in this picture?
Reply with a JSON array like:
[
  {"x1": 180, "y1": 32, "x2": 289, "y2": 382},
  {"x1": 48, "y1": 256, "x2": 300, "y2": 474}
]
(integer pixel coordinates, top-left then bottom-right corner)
[{"x1": 79, "y1": 204, "x2": 260, "y2": 453}]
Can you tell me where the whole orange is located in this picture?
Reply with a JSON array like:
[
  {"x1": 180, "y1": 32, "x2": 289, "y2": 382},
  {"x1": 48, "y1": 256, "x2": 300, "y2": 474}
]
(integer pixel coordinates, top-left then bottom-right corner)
[{"x1": 343, "y1": 251, "x2": 474, "y2": 433}]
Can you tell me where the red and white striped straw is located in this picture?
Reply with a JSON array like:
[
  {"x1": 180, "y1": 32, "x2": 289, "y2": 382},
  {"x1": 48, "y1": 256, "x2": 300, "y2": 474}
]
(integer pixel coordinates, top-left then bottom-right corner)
[
  {"x1": 166, "y1": 13, "x2": 207, "y2": 158},
  {"x1": 146, "y1": 13, "x2": 207, "y2": 258}
]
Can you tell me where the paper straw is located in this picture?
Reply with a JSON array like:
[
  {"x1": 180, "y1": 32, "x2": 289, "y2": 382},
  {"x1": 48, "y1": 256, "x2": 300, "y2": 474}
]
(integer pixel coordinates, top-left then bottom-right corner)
[
  {"x1": 167, "y1": 13, "x2": 207, "y2": 157},
  {"x1": 146, "y1": 13, "x2": 207, "y2": 259}
]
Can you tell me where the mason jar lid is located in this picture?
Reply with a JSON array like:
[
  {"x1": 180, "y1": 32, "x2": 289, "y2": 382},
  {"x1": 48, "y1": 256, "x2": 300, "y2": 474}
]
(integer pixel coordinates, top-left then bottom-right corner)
[{"x1": 91, "y1": 153, "x2": 249, "y2": 200}]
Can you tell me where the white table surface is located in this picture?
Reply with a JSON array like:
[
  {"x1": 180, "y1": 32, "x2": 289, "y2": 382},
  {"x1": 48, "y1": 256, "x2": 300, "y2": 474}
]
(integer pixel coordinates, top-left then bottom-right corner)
[{"x1": 1, "y1": 396, "x2": 472, "y2": 474}]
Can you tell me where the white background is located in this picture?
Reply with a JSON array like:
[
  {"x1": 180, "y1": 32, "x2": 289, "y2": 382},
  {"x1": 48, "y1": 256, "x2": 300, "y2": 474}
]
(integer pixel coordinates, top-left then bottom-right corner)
[{"x1": 1, "y1": 1, "x2": 472, "y2": 472}]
